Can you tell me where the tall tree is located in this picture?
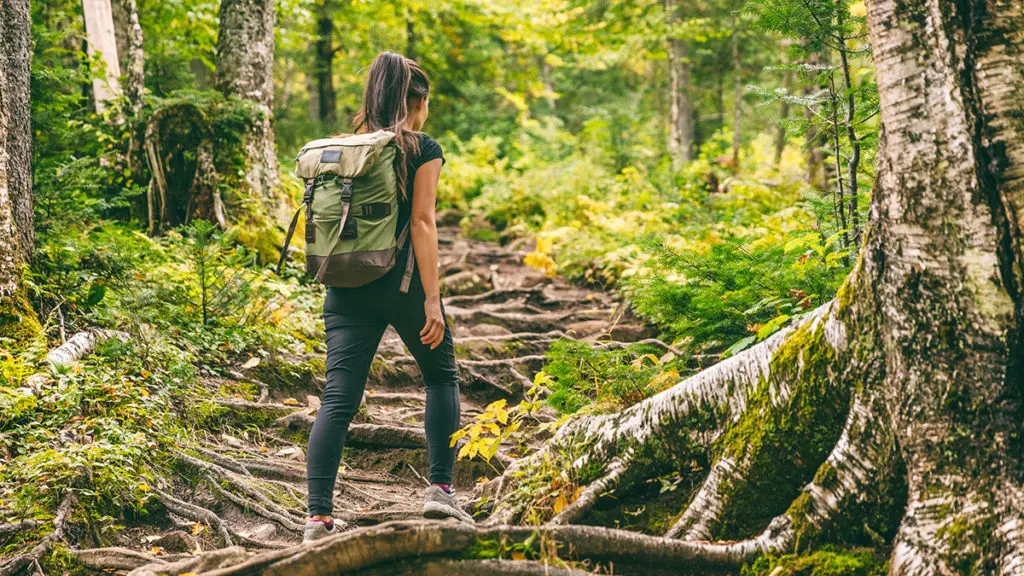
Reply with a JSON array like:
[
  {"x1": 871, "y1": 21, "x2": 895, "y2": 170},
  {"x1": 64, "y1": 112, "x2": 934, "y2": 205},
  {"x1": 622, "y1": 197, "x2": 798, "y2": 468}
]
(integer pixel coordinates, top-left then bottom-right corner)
[
  {"x1": 81, "y1": 0, "x2": 122, "y2": 112},
  {"x1": 314, "y1": 0, "x2": 337, "y2": 125},
  {"x1": 665, "y1": 0, "x2": 694, "y2": 170},
  {"x1": 0, "y1": 0, "x2": 41, "y2": 342},
  {"x1": 1, "y1": 0, "x2": 32, "y2": 291},
  {"x1": 215, "y1": 0, "x2": 282, "y2": 212}
]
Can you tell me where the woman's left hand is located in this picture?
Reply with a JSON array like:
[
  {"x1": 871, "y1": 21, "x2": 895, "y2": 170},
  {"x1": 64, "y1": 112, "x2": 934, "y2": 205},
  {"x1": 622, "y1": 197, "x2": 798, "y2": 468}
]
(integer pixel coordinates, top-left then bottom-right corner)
[{"x1": 420, "y1": 296, "x2": 445, "y2": 350}]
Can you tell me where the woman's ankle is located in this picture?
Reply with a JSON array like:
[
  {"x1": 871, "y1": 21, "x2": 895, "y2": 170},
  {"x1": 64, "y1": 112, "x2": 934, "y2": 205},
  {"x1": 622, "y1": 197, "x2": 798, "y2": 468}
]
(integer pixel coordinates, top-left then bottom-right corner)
[{"x1": 309, "y1": 515, "x2": 334, "y2": 525}]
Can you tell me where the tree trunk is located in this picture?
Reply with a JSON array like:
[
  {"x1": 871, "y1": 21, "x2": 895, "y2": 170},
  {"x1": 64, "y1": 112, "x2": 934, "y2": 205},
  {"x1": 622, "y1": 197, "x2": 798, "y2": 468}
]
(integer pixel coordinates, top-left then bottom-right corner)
[
  {"x1": 665, "y1": 0, "x2": 693, "y2": 171},
  {"x1": 730, "y1": 13, "x2": 741, "y2": 169},
  {"x1": 835, "y1": 17, "x2": 862, "y2": 249},
  {"x1": 773, "y1": 69, "x2": 792, "y2": 166},
  {"x1": 215, "y1": 0, "x2": 283, "y2": 219},
  {"x1": 0, "y1": 0, "x2": 32, "y2": 288},
  {"x1": 82, "y1": 0, "x2": 123, "y2": 112},
  {"x1": 476, "y1": 0, "x2": 1024, "y2": 571},
  {"x1": 804, "y1": 51, "x2": 827, "y2": 191},
  {"x1": 112, "y1": 0, "x2": 144, "y2": 119},
  {"x1": 0, "y1": 0, "x2": 41, "y2": 343},
  {"x1": 314, "y1": 0, "x2": 337, "y2": 125}
]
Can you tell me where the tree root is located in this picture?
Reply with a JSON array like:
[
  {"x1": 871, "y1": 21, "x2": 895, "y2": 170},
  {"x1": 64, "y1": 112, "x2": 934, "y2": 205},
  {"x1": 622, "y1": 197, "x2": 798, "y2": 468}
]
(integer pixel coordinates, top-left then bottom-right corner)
[
  {"x1": 548, "y1": 453, "x2": 633, "y2": 526},
  {"x1": 156, "y1": 488, "x2": 235, "y2": 546},
  {"x1": 72, "y1": 546, "x2": 190, "y2": 572},
  {"x1": 0, "y1": 519, "x2": 40, "y2": 537},
  {"x1": 0, "y1": 492, "x2": 76, "y2": 576},
  {"x1": 358, "y1": 558, "x2": 597, "y2": 576},
  {"x1": 185, "y1": 519, "x2": 784, "y2": 576},
  {"x1": 664, "y1": 455, "x2": 743, "y2": 540},
  {"x1": 174, "y1": 451, "x2": 306, "y2": 523},
  {"x1": 207, "y1": 477, "x2": 305, "y2": 532},
  {"x1": 128, "y1": 546, "x2": 252, "y2": 576}
]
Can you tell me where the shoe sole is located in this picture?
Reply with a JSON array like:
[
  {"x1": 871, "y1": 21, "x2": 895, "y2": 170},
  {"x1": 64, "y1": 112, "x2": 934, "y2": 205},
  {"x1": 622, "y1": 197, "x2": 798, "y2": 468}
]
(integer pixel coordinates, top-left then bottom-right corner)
[{"x1": 424, "y1": 501, "x2": 474, "y2": 523}]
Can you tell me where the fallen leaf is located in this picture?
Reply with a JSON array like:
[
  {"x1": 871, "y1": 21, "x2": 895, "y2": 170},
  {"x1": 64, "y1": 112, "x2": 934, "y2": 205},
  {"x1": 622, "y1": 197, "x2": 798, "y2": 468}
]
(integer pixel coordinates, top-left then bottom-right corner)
[
  {"x1": 282, "y1": 398, "x2": 300, "y2": 406},
  {"x1": 241, "y1": 357, "x2": 260, "y2": 369}
]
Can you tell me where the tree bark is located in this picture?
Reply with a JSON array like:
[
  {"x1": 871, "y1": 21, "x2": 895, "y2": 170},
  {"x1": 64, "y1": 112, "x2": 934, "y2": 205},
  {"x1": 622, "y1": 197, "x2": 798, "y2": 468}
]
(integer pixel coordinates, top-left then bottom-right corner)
[
  {"x1": 314, "y1": 0, "x2": 337, "y2": 125},
  {"x1": 112, "y1": 0, "x2": 144, "y2": 119},
  {"x1": 82, "y1": 0, "x2": 123, "y2": 112},
  {"x1": 773, "y1": 69, "x2": 792, "y2": 166},
  {"x1": 730, "y1": 12, "x2": 741, "y2": 169},
  {"x1": 0, "y1": 0, "x2": 32, "y2": 294},
  {"x1": 665, "y1": 0, "x2": 694, "y2": 171},
  {"x1": 804, "y1": 51, "x2": 827, "y2": 191},
  {"x1": 215, "y1": 0, "x2": 283, "y2": 217}
]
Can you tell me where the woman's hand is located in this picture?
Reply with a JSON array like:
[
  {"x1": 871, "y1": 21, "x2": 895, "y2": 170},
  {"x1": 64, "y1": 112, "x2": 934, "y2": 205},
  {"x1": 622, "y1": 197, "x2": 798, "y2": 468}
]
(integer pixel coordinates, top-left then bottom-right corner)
[{"x1": 420, "y1": 296, "x2": 445, "y2": 350}]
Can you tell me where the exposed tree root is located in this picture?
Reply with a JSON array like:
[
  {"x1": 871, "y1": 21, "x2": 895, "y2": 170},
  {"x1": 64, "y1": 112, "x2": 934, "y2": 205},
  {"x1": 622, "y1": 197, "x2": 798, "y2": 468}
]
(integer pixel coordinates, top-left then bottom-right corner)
[
  {"x1": 0, "y1": 492, "x2": 76, "y2": 576},
  {"x1": 360, "y1": 558, "x2": 597, "y2": 576},
  {"x1": 664, "y1": 455, "x2": 743, "y2": 540},
  {"x1": 128, "y1": 546, "x2": 251, "y2": 576},
  {"x1": 0, "y1": 519, "x2": 39, "y2": 537},
  {"x1": 179, "y1": 519, "x2": 790, "y2": 576},
  {"x1": 156, "y1": 488, "x2": 234, "y2": 546},
  {"x1": 72, "y1": 546, "x2": 189, "y2": 572},
  {"x1": 548, "y1": 453, "x2": 633, "y2": 526}
]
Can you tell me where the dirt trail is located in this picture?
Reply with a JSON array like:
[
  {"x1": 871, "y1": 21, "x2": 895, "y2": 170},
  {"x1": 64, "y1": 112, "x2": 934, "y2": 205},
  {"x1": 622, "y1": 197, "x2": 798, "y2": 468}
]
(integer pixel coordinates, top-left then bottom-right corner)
[{"x1": 76, "y1": 226, "x2": 655, "y2": 573}]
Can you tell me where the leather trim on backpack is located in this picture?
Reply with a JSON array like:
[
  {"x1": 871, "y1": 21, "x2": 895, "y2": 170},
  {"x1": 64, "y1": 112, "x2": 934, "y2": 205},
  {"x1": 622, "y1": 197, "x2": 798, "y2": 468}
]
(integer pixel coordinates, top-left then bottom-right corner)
[{"x1": 307, "y1": 248, "x2": 397, "y2": 287}]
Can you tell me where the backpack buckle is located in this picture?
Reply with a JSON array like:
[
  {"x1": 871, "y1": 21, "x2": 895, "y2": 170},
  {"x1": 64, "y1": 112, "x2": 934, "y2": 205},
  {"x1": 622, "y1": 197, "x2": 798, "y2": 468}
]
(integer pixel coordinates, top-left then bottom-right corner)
[{"x1": 340, "y1": 178, "x2": 353, "y2": 202}]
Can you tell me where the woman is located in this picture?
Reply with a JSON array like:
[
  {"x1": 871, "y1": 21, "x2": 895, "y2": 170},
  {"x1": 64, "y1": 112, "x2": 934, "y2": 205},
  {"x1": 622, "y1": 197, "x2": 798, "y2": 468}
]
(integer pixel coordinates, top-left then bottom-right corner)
[{"x1": 303, "y1": 52, "x2": 472, "y2": 543}]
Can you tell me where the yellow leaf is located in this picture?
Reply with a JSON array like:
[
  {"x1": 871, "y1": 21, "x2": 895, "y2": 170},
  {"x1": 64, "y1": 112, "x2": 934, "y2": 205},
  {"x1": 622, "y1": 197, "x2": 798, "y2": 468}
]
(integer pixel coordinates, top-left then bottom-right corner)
[
  {"x1": 282, "y1": 398, "x2": 300, "y2": 406},
  {"x1": 512, "y1": 551, "x2": 526, "y2": 560},
  {"x1": 553, "y1": 494, "x2": 568, "y2": 514},
  {"x1": 572, "y1": 486, "x2": 583, "y2": 503},
  {"x1": 191, "y1": 522, "x2": 206, "y2": 535},
  {"x1": 138, "y1": 483, "x2": 151, "y2": 492},
  {"x1": 458, "y1": 443, "x2": 474, "y2": 460},
  {"x1": 150, "y1": 546, "x2": 165, "y2": 556}
]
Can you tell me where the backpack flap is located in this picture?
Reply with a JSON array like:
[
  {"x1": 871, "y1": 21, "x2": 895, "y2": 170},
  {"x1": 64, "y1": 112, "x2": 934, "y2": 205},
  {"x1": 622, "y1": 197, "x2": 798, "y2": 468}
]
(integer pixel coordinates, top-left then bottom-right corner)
[{"x1": 294, "y1": 130, "x2": 396, "y2": 180}]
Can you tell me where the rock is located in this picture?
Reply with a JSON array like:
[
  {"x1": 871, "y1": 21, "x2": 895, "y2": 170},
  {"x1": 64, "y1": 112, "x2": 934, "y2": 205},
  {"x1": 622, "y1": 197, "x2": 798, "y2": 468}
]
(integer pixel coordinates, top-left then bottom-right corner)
[
  {"x1": 564, "y1": 320, "x2": 607, "y2": 338},
  {"x1": 462, "y1": 324, "x2": 513, "y2": 337},
  {"x1": 144, "y1": 530, "x2": 199, "y2": 553},
  {"x1": 305, "y1": 395, "x2": 321, "y2": 410},
  {"x1": 243, "y1": 523, "x2": 277, "y2": 540},
  {"x1": 441, "y1": 270, "x2": 492, "y2": 296},
  {"x1": 436, "y1": 209, "x2": 463, "y2": 227},
  {"x1": 609, "y1": 323, "x2": 656, "y2": 341},
  {"x1": 275, "y1": 446, "x2": 305, "y2": 461},
  {"x1": 220, "y1": 434, "x2": 244, "y2": 449}
]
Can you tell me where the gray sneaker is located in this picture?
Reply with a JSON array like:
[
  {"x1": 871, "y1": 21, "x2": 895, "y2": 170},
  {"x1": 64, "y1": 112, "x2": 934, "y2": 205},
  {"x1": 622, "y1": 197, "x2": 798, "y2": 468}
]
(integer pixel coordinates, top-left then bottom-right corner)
[
  {"x1": 423, "y1": 486, "x2": 475, "y2": 524},
  {"x1": 302, "y1": 519, "x2": 339, "y2": 543}
]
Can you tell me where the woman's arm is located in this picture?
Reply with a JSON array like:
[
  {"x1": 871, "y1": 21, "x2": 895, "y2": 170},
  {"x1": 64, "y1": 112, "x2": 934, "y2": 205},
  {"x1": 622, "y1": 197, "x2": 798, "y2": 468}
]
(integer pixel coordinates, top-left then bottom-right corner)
[{"x1": 410, "y1": 158, "x2": 445, "y2": 349}]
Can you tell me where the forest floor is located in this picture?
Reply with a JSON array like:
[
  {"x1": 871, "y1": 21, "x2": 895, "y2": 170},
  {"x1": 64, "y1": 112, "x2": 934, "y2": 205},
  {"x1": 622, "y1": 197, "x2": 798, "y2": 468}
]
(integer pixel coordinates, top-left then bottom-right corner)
[{"x1": 70, "y1": 224, "x2": 661, "y2": 575}]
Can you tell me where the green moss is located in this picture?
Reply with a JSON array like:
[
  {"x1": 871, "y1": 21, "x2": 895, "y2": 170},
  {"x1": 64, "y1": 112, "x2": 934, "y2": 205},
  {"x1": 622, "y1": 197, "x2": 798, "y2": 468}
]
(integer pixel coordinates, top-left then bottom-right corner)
[
  {"x1": 0, "y1": 280, "x2": 43, "y2": 345},
  {"x1": 742, "y1": 546, "x2": 887, "y2": 576},
  {"x1": 713, "y1": 316, "x2": 851, "y2": 540}
]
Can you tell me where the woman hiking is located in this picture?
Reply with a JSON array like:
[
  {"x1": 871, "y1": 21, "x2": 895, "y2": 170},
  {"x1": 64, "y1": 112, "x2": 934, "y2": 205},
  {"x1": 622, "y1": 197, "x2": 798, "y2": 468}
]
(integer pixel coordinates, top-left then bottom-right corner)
[{"x1": 303, "y1": 52, "x2": 473, "y2": 543}]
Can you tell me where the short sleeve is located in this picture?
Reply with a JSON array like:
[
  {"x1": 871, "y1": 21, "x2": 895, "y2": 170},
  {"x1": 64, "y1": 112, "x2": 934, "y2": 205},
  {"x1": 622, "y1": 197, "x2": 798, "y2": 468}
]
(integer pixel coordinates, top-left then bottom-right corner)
[{"x1": 415, "y1": 135, "x2": 445, "y2": 170}]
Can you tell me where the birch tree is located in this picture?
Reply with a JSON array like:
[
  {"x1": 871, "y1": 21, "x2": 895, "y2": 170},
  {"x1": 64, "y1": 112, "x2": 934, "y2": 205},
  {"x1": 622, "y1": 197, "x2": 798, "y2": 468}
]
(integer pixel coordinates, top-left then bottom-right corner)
[{"x1": 200, "y1": 0, "x2": 1024, "y2": 572}]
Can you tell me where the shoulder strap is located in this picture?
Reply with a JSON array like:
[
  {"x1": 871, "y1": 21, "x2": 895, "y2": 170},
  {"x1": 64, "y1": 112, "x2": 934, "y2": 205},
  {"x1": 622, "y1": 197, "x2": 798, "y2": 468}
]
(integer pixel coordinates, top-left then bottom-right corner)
[{"x1": 276, "y1": 179, "x2": 316, "y2": 275}]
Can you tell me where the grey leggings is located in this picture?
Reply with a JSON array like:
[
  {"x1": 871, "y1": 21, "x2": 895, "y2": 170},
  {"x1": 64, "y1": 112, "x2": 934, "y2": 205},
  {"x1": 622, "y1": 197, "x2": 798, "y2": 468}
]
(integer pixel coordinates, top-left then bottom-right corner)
[{"x1": 307, "y1": 266, "x2": 460, "y2": 517}]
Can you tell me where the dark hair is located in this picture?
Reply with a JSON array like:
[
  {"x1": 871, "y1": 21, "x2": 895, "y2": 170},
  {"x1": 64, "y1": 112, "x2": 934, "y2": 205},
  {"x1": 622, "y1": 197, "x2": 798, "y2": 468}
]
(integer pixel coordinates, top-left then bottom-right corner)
[{"x1": 351, "y1": 52, "x2": 431, "y2": 198}]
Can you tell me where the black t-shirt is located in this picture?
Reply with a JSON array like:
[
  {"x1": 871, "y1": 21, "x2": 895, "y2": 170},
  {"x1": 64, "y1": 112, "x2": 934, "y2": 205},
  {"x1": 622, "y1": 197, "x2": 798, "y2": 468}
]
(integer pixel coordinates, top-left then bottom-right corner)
[{"x1": 396, "y1": 133, "x2": 445, "y2": 243}]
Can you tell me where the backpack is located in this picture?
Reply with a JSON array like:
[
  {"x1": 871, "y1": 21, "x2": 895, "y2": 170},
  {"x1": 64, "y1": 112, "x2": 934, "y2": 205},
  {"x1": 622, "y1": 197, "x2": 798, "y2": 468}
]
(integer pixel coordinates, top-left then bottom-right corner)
[{"x1": 277, "y1": 130, "x2": 415, "y2": 293}]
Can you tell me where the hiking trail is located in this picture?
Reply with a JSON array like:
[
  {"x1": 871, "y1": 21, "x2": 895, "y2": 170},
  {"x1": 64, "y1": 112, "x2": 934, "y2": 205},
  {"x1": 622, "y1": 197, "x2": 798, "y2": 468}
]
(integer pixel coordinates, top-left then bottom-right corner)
[{"x1": 72, "y1": 223, "x2": 659, "y2": 575}]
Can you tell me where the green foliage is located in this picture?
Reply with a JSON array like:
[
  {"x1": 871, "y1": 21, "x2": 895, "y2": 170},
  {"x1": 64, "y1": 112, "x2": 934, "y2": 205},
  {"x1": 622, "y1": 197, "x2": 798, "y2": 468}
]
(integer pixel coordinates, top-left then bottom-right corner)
[
  {"x1": 742, "y1": 546, "x2": 888, "y2": 576},
  {"x1": 542, "y1": 340, "x2": 684, "y2": 414}
]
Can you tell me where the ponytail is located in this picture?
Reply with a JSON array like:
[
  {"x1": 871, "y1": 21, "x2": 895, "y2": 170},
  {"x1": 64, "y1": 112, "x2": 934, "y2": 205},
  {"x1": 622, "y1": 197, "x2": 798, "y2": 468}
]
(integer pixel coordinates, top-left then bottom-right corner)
[{"x1": 352, "y1": 52, "x2": 431, "y2": 199}]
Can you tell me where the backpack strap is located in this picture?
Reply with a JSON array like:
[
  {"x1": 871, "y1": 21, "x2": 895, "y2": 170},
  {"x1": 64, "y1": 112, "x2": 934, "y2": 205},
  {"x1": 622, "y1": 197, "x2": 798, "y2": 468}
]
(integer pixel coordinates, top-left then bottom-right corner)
[
  {"x1": 276, "y1": 179, "x2": 316, "y2": 275},
  {"x1": 396, "y1": 221, "x2": 415, "y2": 294},
  {"x1": 337, "y1": 178, "x2": 353, "y2": 240}
]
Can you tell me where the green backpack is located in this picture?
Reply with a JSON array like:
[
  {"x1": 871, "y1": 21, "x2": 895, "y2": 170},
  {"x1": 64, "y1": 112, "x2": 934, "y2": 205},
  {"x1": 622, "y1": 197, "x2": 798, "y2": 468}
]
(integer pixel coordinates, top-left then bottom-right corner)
[{"x1": 277, "y1": 130, "x2": 415, "y2": 293}]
